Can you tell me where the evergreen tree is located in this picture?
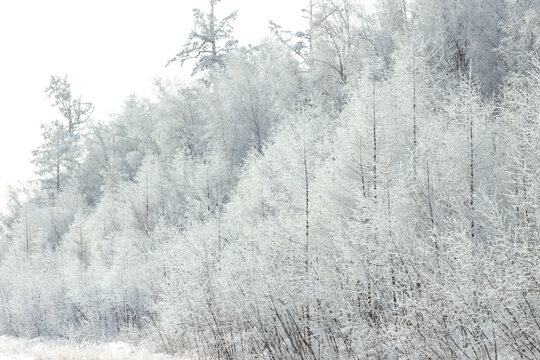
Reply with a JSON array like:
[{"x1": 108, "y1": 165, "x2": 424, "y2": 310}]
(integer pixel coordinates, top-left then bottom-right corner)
[
  {"x1": 167, "y1": 0, "x2": 238, "y2": 74},
  {"x1": 32, "y1": 76, "x2": 93, "y2": 197}
]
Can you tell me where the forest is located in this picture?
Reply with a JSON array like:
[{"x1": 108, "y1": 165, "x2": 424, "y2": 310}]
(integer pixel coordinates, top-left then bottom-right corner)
[{"x1": 0, "y1": 0, "x2": 539, "y2": 359}]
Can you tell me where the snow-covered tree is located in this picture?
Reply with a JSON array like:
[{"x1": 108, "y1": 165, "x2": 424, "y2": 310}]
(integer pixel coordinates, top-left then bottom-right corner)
[
  {"x1": 32, "y1": 76, "x2": 93, "y2": 198},
  {"x1": 1, "y1": 1, "x2": 540, "y2": 358},
  {"x1": 167, "y1": 0, "x2": 238, "y2": 75}
]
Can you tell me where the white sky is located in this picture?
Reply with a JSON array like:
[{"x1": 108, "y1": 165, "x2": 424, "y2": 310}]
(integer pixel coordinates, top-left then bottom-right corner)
[{"x1": 0, "y1": 0, "x2": 308, "y2": 209}]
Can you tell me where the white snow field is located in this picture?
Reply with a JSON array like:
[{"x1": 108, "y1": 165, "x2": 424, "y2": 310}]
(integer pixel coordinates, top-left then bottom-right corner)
[{"x1": 0, "y1": 336, "x2": 187, "y2": 360}]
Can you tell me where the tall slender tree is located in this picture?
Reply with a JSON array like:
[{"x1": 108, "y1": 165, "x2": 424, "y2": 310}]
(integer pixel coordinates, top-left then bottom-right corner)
[{"x1": 32, "y1": 76, "x2": 93, "y2": 197}]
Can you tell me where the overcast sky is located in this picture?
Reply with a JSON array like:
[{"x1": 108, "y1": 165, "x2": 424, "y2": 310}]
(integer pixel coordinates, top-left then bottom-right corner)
[{"x1": 0, "y1": 0, "x2": 309, "y2": 208}]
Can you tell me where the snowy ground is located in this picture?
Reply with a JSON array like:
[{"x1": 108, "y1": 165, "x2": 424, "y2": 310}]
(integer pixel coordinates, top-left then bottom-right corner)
[{"x1": 0, "y1": 336, "x2": 186, "y2": 360}]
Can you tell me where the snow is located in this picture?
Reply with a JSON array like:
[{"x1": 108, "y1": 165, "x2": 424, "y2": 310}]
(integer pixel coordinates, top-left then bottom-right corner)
[
  {"x1": 0, "y1": 336, "x2": 185, "y2": 360},
  {"x1": 0, "y1": 354, "x2": 34, "y2": 360}
]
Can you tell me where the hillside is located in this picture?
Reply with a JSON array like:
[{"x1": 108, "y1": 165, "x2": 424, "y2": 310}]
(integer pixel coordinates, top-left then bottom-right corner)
[{"x1": 0, "y1": 0, "x2": 539, "y2": 359}]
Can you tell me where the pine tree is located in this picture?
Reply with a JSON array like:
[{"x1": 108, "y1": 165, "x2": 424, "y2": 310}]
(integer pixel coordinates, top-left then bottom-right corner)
[
  {"x1": 167, "y1": 0, "x2": 238, "y2": 74},
  {"x1": 32, "y1": 76, "x2": 92, "y2": 197}
]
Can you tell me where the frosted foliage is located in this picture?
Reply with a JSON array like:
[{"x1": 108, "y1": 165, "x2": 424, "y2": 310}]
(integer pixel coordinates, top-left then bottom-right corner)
[{"x1": 0, "y1": 1, "x2": 539, "y2": 359}]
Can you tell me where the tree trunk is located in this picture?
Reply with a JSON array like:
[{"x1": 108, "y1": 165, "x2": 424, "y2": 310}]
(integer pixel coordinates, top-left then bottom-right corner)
[
  {"x1": 303, "y1": 142, "x2": 312, "y2": 354},
  {"x1": 372, "y1": 82, "x2": 377, "y2": 200},
  {"x1": 469, "y1": 102, "x2": 475, "y2": 239}
]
